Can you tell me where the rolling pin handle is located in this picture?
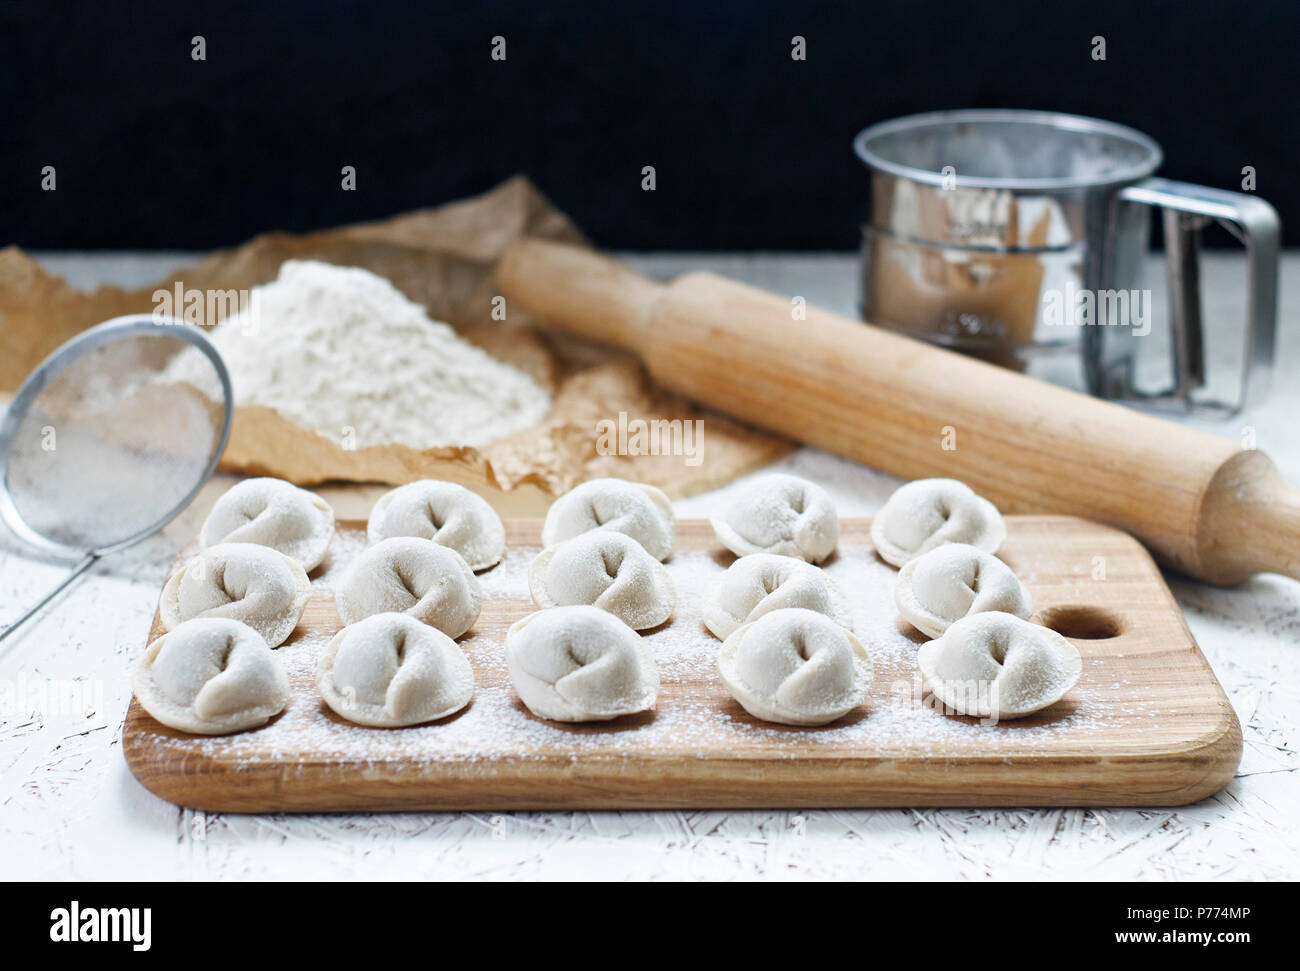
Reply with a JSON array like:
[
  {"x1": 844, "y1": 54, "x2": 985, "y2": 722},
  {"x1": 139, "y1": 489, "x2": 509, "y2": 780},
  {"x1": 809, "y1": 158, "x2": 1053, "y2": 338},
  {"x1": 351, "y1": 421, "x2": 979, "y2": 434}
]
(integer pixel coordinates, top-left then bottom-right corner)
[
  {"x1": 499, "y1": 239, "x2": 661, "y2": 352},
  {"x1": 1199, "y1": 450, "x2": 1300, "y2": 585}
]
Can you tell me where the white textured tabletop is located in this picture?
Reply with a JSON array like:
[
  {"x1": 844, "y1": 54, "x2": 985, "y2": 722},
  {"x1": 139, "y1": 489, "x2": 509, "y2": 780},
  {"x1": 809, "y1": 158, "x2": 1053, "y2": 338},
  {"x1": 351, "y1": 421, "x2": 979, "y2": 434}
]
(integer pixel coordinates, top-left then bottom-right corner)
[{"x1": 2, "y1": 252, "x2": 1297, "y2": 881}]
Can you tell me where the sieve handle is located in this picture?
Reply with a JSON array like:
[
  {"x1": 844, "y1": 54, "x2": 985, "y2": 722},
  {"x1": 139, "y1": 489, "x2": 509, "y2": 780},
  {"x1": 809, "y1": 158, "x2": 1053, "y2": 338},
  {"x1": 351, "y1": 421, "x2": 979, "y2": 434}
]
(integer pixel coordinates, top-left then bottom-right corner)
[
  {"x1": 1118, "y1": 177, "x2": 1280, "y2": 413},
  {"x1": 0, "y1": 553, "x2": 99, "y2": 652}
]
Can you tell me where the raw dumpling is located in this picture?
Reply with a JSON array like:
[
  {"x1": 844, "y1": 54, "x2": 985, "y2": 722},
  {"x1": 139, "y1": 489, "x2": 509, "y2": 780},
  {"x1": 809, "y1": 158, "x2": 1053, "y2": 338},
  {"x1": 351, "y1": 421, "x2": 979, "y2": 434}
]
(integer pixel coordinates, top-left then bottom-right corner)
[
  {"x1": 505, "y1": 605, "x2": 658, "y2": 722},
  {"x1": 710, "y1": 473, "x2": 838, "y2": 563},
  {"x1": 870, "y1": 478, "x2": 1005, "y2": 567},
  {"x1": 529, "y1": 531, "x2": 675, "y2": 630},
  {"x1": 918, "y1": 612, "x2": 1081, "y2": 720},
  {"x1": 133, "y1": 618, "x2": 289, "y2": 735},
  {"x1": 335, "y1": 537, "x2": 482, "y2": 638},
  {"x1": 895, "y1": 543, "x2": 1032, "y2": 639},
  {"x1": 201, "y1": 477, "x2": 335, "y2": 572},
  {"x1": 718, "y1": 607, "x2": 872, "y2": 726},
  {"x1": 317, "y1": 612, "x2": 475, "y2": 727},
  {"x1": 366, "y1": 480, "x2": 506, "y2": 571},
  {"x1": 159, "y1": 543, "x2": 311, "y2": 648},
  {"x1": 702, "y1": 553, "x2": 849, "y2": 640},
  {"x1": 541, "y1": 478, "x2": 675, "y2": 561}
]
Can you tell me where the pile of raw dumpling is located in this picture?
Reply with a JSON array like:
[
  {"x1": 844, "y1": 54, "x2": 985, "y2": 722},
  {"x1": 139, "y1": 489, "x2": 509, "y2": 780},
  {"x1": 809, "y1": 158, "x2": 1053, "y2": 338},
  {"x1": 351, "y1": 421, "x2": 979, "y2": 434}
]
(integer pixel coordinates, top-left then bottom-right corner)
[
  {"x1": 511, "y1": 478, "x2": 676, "y2": 721},
  {"x1": 520, "y1": 473, "x2": 871, "y2": 726},
  {"x1": 133, "y1": 469, "x2": 1082, "y2": 737},
  {"x1": 521, "y1": 472, "x2": 871, "y2": 728},
  {"x1": 872, "y1": 478, "x2": 1082, "y2": 721},
  {"x1": 134, "y1": 476, "x2": 507, "y2": 733},
  {"x1": 704, "y1": 473, "x2": 871, "y2": 725},
  {"x1": 704, "y1": 472, "x2": 1080, "y2": 725},
  {"x1": 135, "y1": 477, "x2": 334, "y2": 734}
]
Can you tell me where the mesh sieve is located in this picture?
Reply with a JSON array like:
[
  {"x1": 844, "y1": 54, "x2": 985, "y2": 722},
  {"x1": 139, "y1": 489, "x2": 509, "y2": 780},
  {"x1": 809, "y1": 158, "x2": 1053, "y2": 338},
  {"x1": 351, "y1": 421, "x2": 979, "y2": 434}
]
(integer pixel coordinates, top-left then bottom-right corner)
[{"x1": 0, "y1": 315, "x2": 232, "y2": 648}]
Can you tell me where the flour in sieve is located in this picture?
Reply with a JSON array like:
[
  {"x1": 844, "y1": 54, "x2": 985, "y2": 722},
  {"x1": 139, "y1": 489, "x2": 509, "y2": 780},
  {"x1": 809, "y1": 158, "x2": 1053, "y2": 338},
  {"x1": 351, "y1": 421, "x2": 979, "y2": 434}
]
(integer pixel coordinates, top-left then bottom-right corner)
[{"x1": 168, "y1": 260, "x2": 551, "y2": 449}]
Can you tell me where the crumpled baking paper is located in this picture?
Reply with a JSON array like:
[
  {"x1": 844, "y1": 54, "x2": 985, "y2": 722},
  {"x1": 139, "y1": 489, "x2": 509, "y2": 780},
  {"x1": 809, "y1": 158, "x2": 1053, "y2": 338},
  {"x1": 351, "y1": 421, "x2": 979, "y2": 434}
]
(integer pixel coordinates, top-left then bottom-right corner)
[{"x1": 0, "y1": 175, "x2": 789, "y2": 510}]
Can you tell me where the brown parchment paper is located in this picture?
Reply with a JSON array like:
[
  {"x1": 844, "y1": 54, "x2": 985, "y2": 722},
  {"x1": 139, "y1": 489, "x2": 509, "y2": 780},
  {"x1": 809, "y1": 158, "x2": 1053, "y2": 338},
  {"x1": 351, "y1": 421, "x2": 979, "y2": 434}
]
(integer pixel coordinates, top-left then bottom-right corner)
[{"x1": 0, "y1": 176, "x2": 790, "y2": 508}]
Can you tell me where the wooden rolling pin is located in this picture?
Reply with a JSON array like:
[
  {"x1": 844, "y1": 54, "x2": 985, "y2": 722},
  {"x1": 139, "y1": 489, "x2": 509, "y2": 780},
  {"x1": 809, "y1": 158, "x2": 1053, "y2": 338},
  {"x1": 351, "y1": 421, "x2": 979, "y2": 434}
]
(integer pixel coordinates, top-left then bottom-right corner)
[{"x1": 499, "y1": 239, "x2": 1298, "y2": 586}]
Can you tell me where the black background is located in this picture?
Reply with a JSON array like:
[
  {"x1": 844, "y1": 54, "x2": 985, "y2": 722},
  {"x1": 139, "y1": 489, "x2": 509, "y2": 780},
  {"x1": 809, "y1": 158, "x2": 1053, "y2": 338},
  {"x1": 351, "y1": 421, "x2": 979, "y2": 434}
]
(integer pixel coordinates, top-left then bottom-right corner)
[{"x1": 2, "y1": 0, "x2": 1295, "y2": 250}]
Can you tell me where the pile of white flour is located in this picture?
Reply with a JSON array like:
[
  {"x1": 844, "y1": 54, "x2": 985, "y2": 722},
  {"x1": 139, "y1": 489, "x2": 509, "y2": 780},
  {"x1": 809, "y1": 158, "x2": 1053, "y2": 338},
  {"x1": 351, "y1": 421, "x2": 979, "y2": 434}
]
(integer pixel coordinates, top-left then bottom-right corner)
[{"x1": 170, "y1": 260, "x2": 551, "y2": 449}]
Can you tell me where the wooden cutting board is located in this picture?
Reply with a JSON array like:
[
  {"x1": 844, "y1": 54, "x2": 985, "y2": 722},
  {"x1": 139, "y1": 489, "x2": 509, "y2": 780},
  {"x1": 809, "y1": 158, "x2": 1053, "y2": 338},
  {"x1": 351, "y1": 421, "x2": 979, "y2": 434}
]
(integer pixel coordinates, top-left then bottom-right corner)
[{"x1": 121, "y1": 518, "x2": 1241, "y2": 811}]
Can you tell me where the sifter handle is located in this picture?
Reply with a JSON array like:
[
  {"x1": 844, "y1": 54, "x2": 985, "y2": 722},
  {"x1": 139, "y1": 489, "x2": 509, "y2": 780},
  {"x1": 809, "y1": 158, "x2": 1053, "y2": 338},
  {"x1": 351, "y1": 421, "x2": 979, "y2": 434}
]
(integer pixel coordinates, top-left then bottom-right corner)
[{"x1": 1119, "y1": 177, "x2": 1279, "y2": 414}]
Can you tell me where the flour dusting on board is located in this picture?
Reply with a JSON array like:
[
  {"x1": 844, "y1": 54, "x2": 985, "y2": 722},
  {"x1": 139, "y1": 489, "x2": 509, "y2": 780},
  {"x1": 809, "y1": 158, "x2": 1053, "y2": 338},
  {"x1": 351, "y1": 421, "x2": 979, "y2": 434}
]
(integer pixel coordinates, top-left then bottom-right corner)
[{"x1": 131, "y1": 527, "x2": 1144, "y2": 772}]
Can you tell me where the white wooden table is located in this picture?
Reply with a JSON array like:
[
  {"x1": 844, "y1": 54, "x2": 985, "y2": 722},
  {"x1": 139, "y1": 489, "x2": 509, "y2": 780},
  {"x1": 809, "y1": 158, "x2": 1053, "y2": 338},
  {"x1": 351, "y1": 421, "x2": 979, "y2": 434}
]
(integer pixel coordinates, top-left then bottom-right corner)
[{"x1": 1, "y1": 252, "x2": 1296, "y2": 881}]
